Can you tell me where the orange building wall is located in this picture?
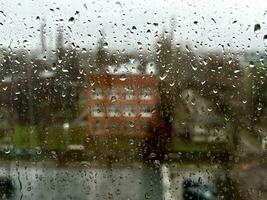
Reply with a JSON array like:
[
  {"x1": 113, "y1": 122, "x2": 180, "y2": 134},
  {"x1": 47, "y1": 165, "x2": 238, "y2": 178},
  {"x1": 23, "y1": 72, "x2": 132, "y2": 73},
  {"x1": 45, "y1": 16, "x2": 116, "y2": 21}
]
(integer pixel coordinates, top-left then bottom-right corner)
[{"x1": 88, "y1": 74, "x2": 158, "y2": 137}]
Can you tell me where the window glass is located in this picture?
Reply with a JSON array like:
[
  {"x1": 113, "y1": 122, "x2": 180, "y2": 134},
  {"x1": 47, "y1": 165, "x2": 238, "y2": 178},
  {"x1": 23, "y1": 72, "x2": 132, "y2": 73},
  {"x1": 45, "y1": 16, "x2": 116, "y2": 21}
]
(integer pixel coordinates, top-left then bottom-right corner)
[
  {"x1": 123, "y1": 86, "x2": 135, "y2": 100},
  {"x1": 92, "y1": 104, "x2": 105, "y2": 117},
  {"x1": 123, "y1": 105, "x2": 136, "y2": 117},
  {"x1": 109, "y1": 87, "x2": 118, "y2": 99},
  {"x1": 1, "y1": 0, "x2": 266, "y2": 199},
  {"x1": 140, "y1": 87, "x2": 152, "y2": 100},
  {"x1": 140, "y1": 105, "x2": 153, "y2": 117},
  {"x1": 108, "y1": 104, "x2": 120, "y2": 117},
  {"x1": 92, "y1": 87, "x2": 103, "y2": 99}
]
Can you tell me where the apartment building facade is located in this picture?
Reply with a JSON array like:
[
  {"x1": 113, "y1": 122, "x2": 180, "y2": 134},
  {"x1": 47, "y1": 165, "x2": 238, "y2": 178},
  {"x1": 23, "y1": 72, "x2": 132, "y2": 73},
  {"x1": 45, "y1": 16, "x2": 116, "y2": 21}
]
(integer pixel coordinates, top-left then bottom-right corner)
[{"x1": 88, "y1": 62, "x2": 158, "y2": 136}]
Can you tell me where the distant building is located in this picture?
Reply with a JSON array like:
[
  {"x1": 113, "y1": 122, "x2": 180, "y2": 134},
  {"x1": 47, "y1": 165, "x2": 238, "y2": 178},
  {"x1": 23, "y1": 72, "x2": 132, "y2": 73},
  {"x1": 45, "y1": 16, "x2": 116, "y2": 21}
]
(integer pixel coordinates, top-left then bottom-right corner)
[{"x1": 88, "y1": 61, "x2": 158, "y2": 136}]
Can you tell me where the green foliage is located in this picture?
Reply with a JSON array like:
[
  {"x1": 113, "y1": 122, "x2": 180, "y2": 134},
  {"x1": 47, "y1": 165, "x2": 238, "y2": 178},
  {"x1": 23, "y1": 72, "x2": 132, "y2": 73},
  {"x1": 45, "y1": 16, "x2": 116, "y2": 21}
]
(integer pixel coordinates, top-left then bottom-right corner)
[
  {"x1": 40, "y1": 126, "x2": 66, "y2": 150},
  {"x1": 12, "y1": 126, "x2": 39, "y2": 148},
  {"x1": 197, "y1": 53, "x2": 242, "y2": 115},
  {"x1": 69, "y1": 127, "x2": 86, "y2": 144}
]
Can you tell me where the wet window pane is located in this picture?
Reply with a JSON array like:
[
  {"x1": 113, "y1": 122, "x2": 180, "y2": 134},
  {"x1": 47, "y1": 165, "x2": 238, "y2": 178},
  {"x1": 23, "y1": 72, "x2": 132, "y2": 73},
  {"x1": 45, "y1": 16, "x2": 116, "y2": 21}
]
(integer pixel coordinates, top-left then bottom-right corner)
[{"x1": 1, "y1": 0, "x2": 267, "y2": 199}]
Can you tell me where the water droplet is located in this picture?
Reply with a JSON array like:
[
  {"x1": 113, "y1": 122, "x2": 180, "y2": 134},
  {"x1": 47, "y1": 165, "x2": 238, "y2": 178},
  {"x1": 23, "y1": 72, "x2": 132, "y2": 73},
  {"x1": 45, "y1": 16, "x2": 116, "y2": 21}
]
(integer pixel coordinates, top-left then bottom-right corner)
[
  {"x1": 4, "y1": 148, "x2": 10, "y2": 155},
  {"x1": 129, "y1": 121, "x2": 134, "y2": 128},
  {"x1": 191, "y1": 64, "x2": 197, "y2": 71},
  {"x1": 129, "y1": 139, "x2": 134, "y2": 145},
  {"x1": 115, "y1": 2, "x2": 122, "y2": 9},
  {"x1": 129, "y1": 58, "x2": 135, "y2": 64},
  {"x1": 36, "y1": 148, "x2": 42, "y2": 155},
  {"x1": 83, "y1": 4, "x2": 88, "y2": 10},
  {"x1": 159, "y1": 73, "x2": 167, "y2": 80},
  {"x1": 170, "y1": 82, "x2": 175, "y2": 87},
  {"x1": 119, "y1": 74, "x2": 126, "y2": 81},
  {"x1": 80, "y1": 161, "x2": 90, "y2": 168},
  {"x1": 249, "y1": 61, "x2": 255, "y2": 68},
  {"x1": 68, "y1": 17, "x2": 75, "y2": 24},
  {"x1": 260, "y1": 59, "x2": 264, "y2": 65},
  {"x1": 264, "y1": 35, "x2": 267, "y2": 45},
  {"x1": 145, "y1": 193, "x2": 151, "y2": 199},
  {"x1": 153, "y1": 159, "x2": 160, "y2": 168},
  {"x1": 116, "y1": 189, "x2": 121, "y2": 195},
  {"x1": 111, "y1": 96, "x2": 117, "y2": 102},
  {"x1": 201, "y1": 81, "x2": 206, "y2": 85},
  {"x1": 103, "y1": 42, "x2": 108, "y2": 49},
  {"x1": 254, "y1": 24, "x2": 261, "y2": 34},
  {"x1": 90, "y1": 81, "x2": 95, "y2": 86},
  {"x1": 228, "y1": 58, "x2": 233, "y2": 65},
  {"x1": 149, "y1": 152, "x2": 156, "y2": 159}
]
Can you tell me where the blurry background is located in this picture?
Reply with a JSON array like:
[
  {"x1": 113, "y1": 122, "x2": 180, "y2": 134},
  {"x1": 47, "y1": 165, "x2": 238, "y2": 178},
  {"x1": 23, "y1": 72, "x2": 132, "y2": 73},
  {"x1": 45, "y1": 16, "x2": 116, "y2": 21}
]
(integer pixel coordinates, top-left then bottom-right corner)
[{"x1": 0, "y1": 0, "x2": 266, "y2": 199}]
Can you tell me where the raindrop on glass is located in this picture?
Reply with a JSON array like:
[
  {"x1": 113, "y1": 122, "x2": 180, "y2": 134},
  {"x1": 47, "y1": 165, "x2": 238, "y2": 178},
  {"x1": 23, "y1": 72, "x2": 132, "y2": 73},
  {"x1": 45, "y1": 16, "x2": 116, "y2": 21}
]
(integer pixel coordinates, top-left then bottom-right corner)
[
  {"x1": 264, "y1": 35, "x2": 267, "y2": 45},
  {"x1": 254, "y1": 24, "x2": 261, "y2": 34}
]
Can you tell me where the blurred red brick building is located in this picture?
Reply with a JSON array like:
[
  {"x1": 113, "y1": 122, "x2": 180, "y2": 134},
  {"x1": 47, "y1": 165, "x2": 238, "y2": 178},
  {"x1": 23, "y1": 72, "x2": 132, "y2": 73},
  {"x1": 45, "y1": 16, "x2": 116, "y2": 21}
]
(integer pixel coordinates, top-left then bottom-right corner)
[{"x1": 88, "y1": 62, "x2": 158, "y2": 137}]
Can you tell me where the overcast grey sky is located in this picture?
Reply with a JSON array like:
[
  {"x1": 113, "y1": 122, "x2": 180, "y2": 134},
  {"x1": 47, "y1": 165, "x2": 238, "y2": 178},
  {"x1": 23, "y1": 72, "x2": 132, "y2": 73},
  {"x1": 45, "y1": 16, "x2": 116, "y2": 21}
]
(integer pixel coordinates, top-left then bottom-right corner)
[{"x1": 1, "y1": 0, "x2": 267, "y2": 52}]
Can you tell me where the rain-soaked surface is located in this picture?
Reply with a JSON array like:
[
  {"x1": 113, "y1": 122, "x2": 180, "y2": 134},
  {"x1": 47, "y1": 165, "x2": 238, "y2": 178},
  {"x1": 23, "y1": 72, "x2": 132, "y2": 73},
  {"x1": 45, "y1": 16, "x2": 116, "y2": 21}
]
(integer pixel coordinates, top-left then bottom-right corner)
[{"x1": 0, "y1": 163, "x2": 162, "y2": 200}]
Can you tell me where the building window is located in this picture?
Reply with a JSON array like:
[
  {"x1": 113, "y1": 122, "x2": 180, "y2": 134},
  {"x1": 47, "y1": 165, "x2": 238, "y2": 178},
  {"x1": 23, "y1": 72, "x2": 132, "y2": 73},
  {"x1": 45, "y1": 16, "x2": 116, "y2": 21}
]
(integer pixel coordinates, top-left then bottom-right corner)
[
  {"x1": 108, "y1": 104, "x2": 120, "y2": 117},
  {"x1": 140, "y1": 105, "x2": 153, "y2": 117},
  {"x1": 92, "y1": 104, "x2": 105, "y2": 117},
  {"x1": 123, "y1": 105, "x2": 136, "y2": 117},
  {"x1": 140, "y1": 87, "x2": 152, "y2": 100},
  {"x1": 109, "y1": 87, "x2": 118, "y2": 99},
  {"x1": 92, "y1": 87, "x2": 103, "y2": 99},
  {"x1": 123, "y1": 86, "x2": 135, "y2": 100}
]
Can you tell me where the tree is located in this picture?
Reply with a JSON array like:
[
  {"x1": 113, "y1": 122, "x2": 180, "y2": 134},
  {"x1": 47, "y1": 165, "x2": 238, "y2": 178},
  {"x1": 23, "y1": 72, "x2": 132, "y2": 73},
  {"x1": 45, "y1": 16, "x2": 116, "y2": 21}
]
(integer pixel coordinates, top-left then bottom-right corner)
[
  {"x1": 155, "y1": 29, "x2": 196, "y2": 122},
  {"x1": 196, "y1": 53, "x2": 243, "y2": 116},
  {"x1": 94, "y1": 33, "x2": 110, "y2": 74},
  {"x1": 53, "y1": 28, "x2": 81, "y2": 123}
]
